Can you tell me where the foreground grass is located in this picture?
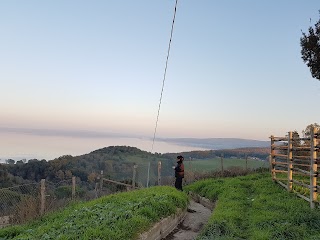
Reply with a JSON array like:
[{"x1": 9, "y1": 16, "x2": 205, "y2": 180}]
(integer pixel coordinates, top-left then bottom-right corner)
[
  {"x1": 0, "y1": 186, "x2": 188, "y2": 240},
  {"x1": 185, "y1": 173, "x2": 320, "y2": 240}
]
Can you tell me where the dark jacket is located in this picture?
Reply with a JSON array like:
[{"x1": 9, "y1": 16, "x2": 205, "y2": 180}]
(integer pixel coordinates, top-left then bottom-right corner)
[{"x1": 175, "y1": 161, "x2": 184, "y2": 178}]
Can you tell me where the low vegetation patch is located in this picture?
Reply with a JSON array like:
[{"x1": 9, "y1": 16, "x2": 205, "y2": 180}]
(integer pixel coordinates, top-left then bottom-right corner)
[
  {"x1": 0, "y1": 186, "x2": 188, "y2": 240},
  {"x1": 185, "y1": 173, "x2": 320, "y2": 240}
]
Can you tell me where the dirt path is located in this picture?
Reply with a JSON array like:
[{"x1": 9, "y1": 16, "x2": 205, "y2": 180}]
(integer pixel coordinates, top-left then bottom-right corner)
[{"x1": 163, "y1": 199, "x2": 212, "y2": 240}]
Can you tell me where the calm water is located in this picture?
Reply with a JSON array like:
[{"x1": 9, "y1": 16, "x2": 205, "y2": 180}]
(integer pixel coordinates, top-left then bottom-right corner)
[{"x1": 0, "y1": 132, "x2": 208, "y2": 161}]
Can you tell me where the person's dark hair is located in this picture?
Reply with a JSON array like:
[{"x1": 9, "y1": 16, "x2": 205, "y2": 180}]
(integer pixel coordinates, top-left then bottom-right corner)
[{"x1": 177, "y1": 155, "x2": 184, "y2": 160}]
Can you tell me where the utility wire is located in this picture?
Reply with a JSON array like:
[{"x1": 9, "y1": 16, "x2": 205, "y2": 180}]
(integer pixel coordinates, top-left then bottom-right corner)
[{"x1": 151, "y1": 0, "x2": 178, "y2": 153}]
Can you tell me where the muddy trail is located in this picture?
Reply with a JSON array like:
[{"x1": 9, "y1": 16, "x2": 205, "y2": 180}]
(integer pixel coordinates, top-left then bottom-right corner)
[{"x1": 163, "y1": 200, "x2": 212, "y2": 240}]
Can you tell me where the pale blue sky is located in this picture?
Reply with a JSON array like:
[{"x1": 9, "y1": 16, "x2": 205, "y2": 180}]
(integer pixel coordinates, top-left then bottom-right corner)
[{"x1": 1, "y1": 0, "x2": 319, "y2": 144}]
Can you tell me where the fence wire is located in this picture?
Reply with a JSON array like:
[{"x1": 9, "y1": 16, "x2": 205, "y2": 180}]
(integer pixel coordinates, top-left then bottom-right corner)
[{"x1": 0, "y1": 183, "x2": 40, "y2": 226}]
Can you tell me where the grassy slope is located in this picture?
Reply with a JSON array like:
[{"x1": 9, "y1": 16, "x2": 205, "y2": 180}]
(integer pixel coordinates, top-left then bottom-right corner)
[
  {"x1": 0, "y1": 186, "x2": 188, "y2": 240},
  {"x1": 185, "y1": 173, "x2": 320, "y2": 240}
]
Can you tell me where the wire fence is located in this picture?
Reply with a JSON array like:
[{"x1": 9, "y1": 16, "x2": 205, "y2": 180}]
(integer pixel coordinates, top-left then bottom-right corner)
[
  {"x1": 0, "y1": 183, "x2": 40, "y2": 227},
  {"x1": 0, "y1": 155, "x2": 269, "y2": 228}
]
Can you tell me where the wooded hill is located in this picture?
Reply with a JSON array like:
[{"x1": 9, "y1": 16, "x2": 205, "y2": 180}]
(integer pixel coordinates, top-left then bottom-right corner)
[{"x1": 0, "y1": 146, "x2": 269, "y2": 188}]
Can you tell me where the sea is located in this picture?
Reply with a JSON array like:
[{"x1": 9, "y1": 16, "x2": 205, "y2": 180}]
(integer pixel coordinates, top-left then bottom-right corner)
[{"x1": 0, "y1": 132, "x2": 208, "y2": 162}]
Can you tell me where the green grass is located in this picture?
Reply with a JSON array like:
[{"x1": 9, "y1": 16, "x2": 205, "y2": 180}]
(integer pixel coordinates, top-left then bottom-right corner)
[
  {"x1": 0, "y1": 186, "x2": 188, "y2": 240},
  {"x1": 184, "y1": 158, "x2": 268, "y2": 172},
  {"x1": 185, "y1": 173, "x2": 320, "y2": 240}
]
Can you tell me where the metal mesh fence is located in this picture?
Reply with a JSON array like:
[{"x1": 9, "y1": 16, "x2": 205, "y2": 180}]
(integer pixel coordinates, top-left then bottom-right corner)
[
  {"x1": 45, "y1": 179, "x2": 74, "y2": 213},
  {"x1": 0, "y1": 183, "x2": 40, "y2": 226}
]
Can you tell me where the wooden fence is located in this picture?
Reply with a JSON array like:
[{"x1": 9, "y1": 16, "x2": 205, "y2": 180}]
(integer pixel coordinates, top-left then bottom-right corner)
[{"x1": 270, "y1": 127, "x2": 320, "y2": 208}]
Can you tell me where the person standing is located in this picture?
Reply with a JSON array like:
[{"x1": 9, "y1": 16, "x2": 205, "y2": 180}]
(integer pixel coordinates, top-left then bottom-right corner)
[{"x1": 174, "y1": 155, "x2": 184, "y2": 191}]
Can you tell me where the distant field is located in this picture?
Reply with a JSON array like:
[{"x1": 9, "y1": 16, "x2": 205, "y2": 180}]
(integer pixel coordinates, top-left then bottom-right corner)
[{"x1": 184, "y1": 158, "x2": 268, "y2": 172}]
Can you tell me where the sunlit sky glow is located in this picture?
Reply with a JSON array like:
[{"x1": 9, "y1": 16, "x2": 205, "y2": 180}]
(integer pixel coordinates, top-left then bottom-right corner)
[{"x1": 1, "y1": 1, "x2": 320, "y2": 159}]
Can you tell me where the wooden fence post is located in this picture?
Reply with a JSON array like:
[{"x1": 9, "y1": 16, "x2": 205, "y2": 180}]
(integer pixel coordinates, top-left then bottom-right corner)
[
  {"x1": 310, "y1": 127, "x2": 318, "y2": 209},
  {"x1": 146, "y1": 162, "x2": 150, "y2": 188},
  {"x1": 72, "y1": 176, "x2": 76, "y2": 199},
  {"x1": 132, "y1": 164, "x2": 137, "y2": 189},
  {"x1": 245, "y1": 154, "x2": 248, "y2": 171},
  {"x1": 287, "y1": 131, "x2": 293, "y2": 192},
  {"x1": 158, "y1": 161, "x2": 161, "y2": 186},
  {"x1": 270, "y1": 135, "x2": 276, "y2": 180},
  {"x1": 221, "y1": 154, "x2": 224, "y2": 176},
  {"x1": 100, "y1": 170, "x2": 103, "y2": 192},
  {"x1": 95, "y1": 182, "x2": 99, "y2": 198},
  {"x1": 40, "y1": 179, "x2": 45, "y2": 215}
]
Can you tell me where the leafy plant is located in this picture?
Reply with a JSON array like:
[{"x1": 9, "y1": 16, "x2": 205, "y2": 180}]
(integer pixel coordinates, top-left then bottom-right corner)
[{"x1": 0, "y1": 186, "x2": 188, "y2": 240}]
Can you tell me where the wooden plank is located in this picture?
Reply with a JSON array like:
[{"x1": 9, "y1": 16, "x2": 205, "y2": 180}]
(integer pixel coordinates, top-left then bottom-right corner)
[
  {"x1": 272, "y1": 137, "x2": 288, "y2": 142},
  {"x1": 274, "y1": 154, "x2": 288, "y2": 159},
  {"x1": 310, "y1": 127, "x2": 318, "y2": 209},
  {"x1": 276, "y1": 180, "x2": 288, "y2": 189},
  {"x1": 271, "y1": 169, "x2": 288, "y2": 173},
  {"x1": 271, "y1": 145, "x2": 288, "y2": 150},
  {"x1": 292, "y1": 179, "x2": 310, "y2": 189},
  {"x1": 292, "y1": 162, "x2": 310, "y2": 167},
  {"x1": 273, "y1": 161, "x2": 288, "y2": 165},
  {"x1": 293, "y1": 146, "x2": 312, "y2": 151},
  {"x1": 102, "y1": 178, "x2": 139, "y2": 189},
  {"x1": 295, "y1": 192, "x2": 311, "y2": 202},
  {"x1": 288, "y1": 132, "x2": 293, "y2": 191},
  {"x1": 293, "y1": 155, "x2": 310, "y2": 160},
  {"x1": 292, "y1": 168, "x2": 310, "y2": 175}
]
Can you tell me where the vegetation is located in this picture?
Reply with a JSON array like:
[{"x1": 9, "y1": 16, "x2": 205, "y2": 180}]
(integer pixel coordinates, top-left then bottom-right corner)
[
  {"x1": 0, "y1": 146, "x2": 271, "y2": 189},
  {"x1": 1, "y1": 146, "x2": 168, "y2": 189},
  {"x1": 0, "y1": 186, "x2": 188, "y2": 240},
  {"x1": 300, "y1": 11, "x2": 320, "y2": 81},
  {"x1": 185, "y1": 173, "x2": 320, "y2": 240},
  {"x1": 184, "y1": 158, "x2": 267, "y2": 173}
]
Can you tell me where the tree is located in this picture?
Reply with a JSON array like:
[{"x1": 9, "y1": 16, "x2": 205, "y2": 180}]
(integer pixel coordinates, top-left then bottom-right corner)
[
  {"x1": 6, "y1": 159, "x2": 15, "y2": 165},
  {"x1": 302, "y1": 123, "x2": 320, "y2": 139},
  {"x1": 300, "y1": 12, "x2": 320, "y2": 81}
]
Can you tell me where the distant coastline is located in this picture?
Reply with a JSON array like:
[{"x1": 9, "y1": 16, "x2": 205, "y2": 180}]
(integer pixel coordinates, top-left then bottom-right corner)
[{"x1": 0, "y1": 129, "x2": 269, "y2": 162}]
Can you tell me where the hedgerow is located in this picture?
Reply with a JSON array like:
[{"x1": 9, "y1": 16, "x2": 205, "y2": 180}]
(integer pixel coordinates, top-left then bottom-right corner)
[{"x1": 0, "y1": 186, "x2": 188, "y2": 240}]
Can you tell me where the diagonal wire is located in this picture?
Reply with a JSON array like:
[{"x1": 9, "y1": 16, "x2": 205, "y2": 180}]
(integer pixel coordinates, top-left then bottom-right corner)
[{"x1": 151, "y1": 0, "x2": 178, "y2": 153}]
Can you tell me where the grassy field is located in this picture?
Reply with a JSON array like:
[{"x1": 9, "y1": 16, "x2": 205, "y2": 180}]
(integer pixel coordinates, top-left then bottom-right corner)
[
  {"x1": 185, "y1": 173, "x2": 320, "y2": 240},
  {"x1": 184, "y1": 158, "x2": 268, "y2": 172},
  {"x1": 0, "y1": 186, "x2": 188, "y2": 240}
]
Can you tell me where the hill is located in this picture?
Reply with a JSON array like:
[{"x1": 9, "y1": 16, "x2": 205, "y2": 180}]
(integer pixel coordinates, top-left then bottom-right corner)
[{"x1": 1, "y1": 146, "x2": 270, "y2": 189}]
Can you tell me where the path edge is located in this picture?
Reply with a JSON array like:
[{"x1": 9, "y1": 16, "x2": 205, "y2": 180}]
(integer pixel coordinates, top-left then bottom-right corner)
[
  {"x1": 188, "y1": 192, "x2": 215, "y2": 211},
  {"x1": 138, "y1": 208, "x2": 187, "y2": 240}
]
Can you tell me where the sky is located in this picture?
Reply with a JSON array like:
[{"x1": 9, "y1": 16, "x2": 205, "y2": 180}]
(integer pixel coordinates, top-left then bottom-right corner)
[{"x1": 0, "y1": 1, "x2": 320, "y2": 159}]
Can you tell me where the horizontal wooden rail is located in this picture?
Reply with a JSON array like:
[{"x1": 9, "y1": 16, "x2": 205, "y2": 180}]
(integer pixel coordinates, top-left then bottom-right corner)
[
  {"x1": 299, "y1": 137, "x2": 311, "y2": 141},
  {"x1": 276, "y1": 180, "x2": 288, "y2": 189},
  {"x1": 271, "y1": 169, "x2": 288, "y2": 174},
  {"x1": 271, "y1": 137, "x2": 288, "y2": 141},
  {"x1": 293, "y1": 146, "x2": 312, "y2": 151},
  {"x1": 293, "y1": 155, "x2": 310, "y2": 160},
  {"x1": 102, "y1": 178, "x2": 139, "y2": 189},
  {"x1": 295, "y1": 192, "x2": 311, "y2": 202},
  {"x1": 292, "y1": 179, "x2": 310, "y2": 189},
  {"x1": 273, "y1": 154, "x2": 288, "y2": 159},
  {"x1": 271, "y1": 145, "x2": 288, "y2": 150},
  {"x1": 273, "y1": 161, "x2": 288, "y2": 165},
  {"x1": 292, "y1": 162, "x2": 310, "y2": 167},
  {"x1": 293, "y1": 168, "x2": 310, "y2": 175},
  {"x1": 274, "y1": 178, "x2": 288, "y2": 182}
]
